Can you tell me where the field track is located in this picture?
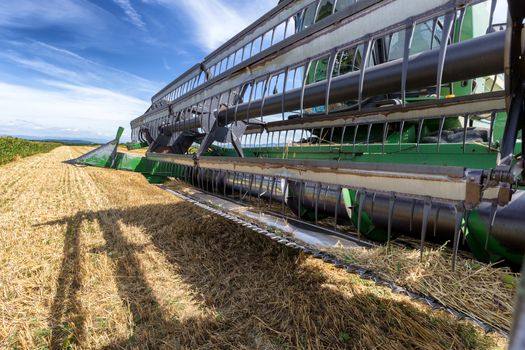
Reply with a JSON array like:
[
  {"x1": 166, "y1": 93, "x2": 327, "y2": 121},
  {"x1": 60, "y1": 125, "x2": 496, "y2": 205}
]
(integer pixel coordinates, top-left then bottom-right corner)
[{"x1": 0, "y1": 146, "x2": 508, "y2": 349}]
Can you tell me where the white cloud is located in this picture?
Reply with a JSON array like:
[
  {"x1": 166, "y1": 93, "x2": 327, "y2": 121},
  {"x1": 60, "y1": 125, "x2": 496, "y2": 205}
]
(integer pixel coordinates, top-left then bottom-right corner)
[
  {"x1": 144, "y1": 0, "x2": 276, "y2": 51},
  {"x1": 0, "y1": 0, "x2": 98, "y2": 28},
  {"x1": 0, "y1": 40, "x2": 159, "y2": 141},
  {"x1": 113, "y1": 0, "x2": 146, "y2": 29},
  {"x1": 0, "y1": 40, "x2": 159, "y2": 98},
  {"x1": 0, "y1": 81, "x2": 149, "y2": 141}
]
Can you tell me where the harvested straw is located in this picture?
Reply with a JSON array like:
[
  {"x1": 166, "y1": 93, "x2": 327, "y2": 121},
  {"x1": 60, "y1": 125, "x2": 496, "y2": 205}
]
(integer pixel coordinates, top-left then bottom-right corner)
[{"x1": 327, "y1": 244, "x2": 518, "y2": 334}]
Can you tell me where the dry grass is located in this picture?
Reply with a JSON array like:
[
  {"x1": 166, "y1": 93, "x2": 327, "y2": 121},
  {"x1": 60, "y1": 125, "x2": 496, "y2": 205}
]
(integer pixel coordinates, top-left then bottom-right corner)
[
  {"x1": 326, "y1": 244, "x2": 517, "y2": 335},
  {"x1": 0, "y1": 146, "x2": 509, "y2": 349}
]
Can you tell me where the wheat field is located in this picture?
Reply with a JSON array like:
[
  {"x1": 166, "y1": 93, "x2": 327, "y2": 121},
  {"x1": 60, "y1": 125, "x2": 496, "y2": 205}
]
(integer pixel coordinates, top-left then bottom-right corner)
[{"x1": 0, "y1": 146, "x2": 508, "y2": 349}]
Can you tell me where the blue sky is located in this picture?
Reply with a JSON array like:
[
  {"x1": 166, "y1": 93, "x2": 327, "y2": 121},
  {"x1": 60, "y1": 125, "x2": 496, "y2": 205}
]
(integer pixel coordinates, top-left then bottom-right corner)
[
  {"x1": 0, "y1": 0, "x2": 507, "y2": 142},
  {"x1": 0, "y1": 0, "x2": 274, "y2": 141}
]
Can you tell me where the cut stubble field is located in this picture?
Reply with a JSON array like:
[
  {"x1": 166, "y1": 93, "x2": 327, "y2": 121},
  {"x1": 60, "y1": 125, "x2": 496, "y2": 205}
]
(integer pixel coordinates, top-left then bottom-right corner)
[{"x1": 0, "y1": 146, "x2": 509, "y2": 349}]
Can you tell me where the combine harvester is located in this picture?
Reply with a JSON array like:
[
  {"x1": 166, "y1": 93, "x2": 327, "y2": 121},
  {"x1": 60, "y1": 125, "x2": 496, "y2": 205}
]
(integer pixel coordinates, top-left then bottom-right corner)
[{"x1": 71, "y1": 0, "x2": 525, "y2": 341}]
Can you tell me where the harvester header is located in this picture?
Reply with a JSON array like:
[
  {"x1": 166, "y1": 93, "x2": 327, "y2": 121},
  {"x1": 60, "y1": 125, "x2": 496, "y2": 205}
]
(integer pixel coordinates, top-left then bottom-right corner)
[{"x1": 69, "y1": 1, "x2": 525, "y2": 335}]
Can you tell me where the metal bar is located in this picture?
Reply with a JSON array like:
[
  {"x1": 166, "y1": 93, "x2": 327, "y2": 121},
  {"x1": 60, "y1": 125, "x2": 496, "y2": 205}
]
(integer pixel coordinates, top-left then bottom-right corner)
[
  {"x1": 357, "y1": 190, "x2": 366, "y2": 239},
  {"x1": 436, "y1": 12, "x2": 455, "y2": 99},
  {"x1": 298, "y1": 181, "x2": 303, "y2": 219},
  {"x1": 282, "y1": 179, "x2": 289, "y2": 215},
  {"x1": 387, "y1": 192, "x2": 396, "y2": 249},
  {"x1": 452, "y1": 204, "x2": 464, "y2": 271},
  {"x1": 416, "y1": 119, "x2": 424, "y2": 152},
  {"x1": 462, "y1": 114, "x2": 469, "y2": 153},
  {"x1": 358, "y1": 39, "x2": 372, "y2": 110},
  {"x1": 334, "y1": 185, "x2": 342, "y2": 228},
  {"x1": 488, "y1": 112, "x2": 496, "y2": 152},
  {"x1": 399, "y1": 120, "x2": 405, "y2": 151},
  {"x1": 437, "y1": 116, "x2": 445, "y2": 152},
  {"x1": 401, "y1": 22, "x2": 415, "y2": 105},
  {"x1": 147, "y1": 152, "x2": 485, "y2": 203},
  {"x1": 382, "y1": 122, "x2": 388, "y2": 154},
  {"x1": 315, "y1": 182, "x2": 321, "y2": 224},
  {"x1": 325, "y1": 49, "x2": 338, "y2": 114},
  {"x1": 419, "y1": 198, "x2": 432, "y2": 261}
]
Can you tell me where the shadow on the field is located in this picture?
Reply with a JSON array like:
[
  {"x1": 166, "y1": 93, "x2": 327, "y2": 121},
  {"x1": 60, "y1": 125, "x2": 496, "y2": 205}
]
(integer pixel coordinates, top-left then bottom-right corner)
[
  {"x1": 47, "y1": 214, "x2": 87, "y2": 349},
  {"x1": 41, "y1": 202, "x2": 493, "y2": 349}
]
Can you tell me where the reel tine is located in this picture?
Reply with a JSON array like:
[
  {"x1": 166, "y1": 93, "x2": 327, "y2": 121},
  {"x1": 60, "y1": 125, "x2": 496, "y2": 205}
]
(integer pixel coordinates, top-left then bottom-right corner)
[
  {"x1": 298, "y1": 181, "x2": 304, "y2": 219},
  {"x1": 366, "y1": 123, "x2": 373, "y2": 153},
  {"x1": 314, "y1": 182, "x2": 321, "y2": 224},
  {"x1": 382, "y1": 122, "x2": 388, "y2": 154},
  {"x1": 452, "y1": 204, "x2": 465, "y2": 272},
  {"x1": 281, "y1": 131, "x2": 287, "y2": 158},
  {"x1": 416, "y1": 119, "x2": 424, "y2": 152},
  {"x1": 265, "y1": 173, "x2": 271, "y2": 199},
  {"x1": 352, "y1": 124, "x2": 359, "y2": 154},
  {"x1": 258, "y1": 175, "x2": 265, "y2": 201},
  {"x1": 282, "y1": 178, "x2": 288, "y2": 215},
  {"x1": 215, "y1": 170, "x2": 221, "y2": 195},
  {"x1": 324, "y1": 185, "x2": 330, "y2": 211},
  {"x1": 456, "y1": 7, "x2": 466, "y2": 41},
  {"x1": 247, "y1": 173, "x2": 254, "y2": 203},
  {"x1": 463, "y1": 114, "x2": 469, "y2": 153},
  {"x1": 240, "y1": 173, "x2": 245, "y2": 200},
  {"x1": 370, "y1": 192, "x2": 377, "y2": 221},
  {"x1": 409, "y1": 198, "x2": 416, "y2": 233},
  {"x1": 401, "y1": 22, "x2": 415, "y2": 105},
  {"x1": 216, "y1": 170, "x2": 221, "y2": 195},
  {"x1": 208, "y1": 169, "x2": 212, "y2": 193},
  {"x1": 340, "y1": 125, "x2": 347, "y2": 154},
  {"x1": 193, "y1": 166, "x2": 197, "y2": 187},
  {"x1": 223, "y1": 171, "x2": 228, "y2": 196},
  {"x1": 334, "y1": 185, "x2": 342, "y2": 228},
  {"x1": 231, "y1": 172, "x2": 237, "y2": 197},
  {"x1": 269, "y1": 176, "x2": 276, "y2": 209},
  {"x1": 196, "y1": 168, "x2": 201, "y2": 189},
  {"x1": 399, "y1": 120, "x2": 405, "y2": 151},
  {"x1": 357, "y1": 190, "x2": 367, "y2": 239},
  {"x1": 206, "y1": 169, "x2": 210, "y2": 192},
  {"x1": 420, "y1": 197, "x2": 432, "y2": 261},
  {"x1": 463, "y1": 209, "x2": 471, "y2": 245},
  {"x1": 437, "y1": 116, "x2": 445, "y2": 152},
  {"x1": 211, "y1": 169, "x2": 216, "y2": 194},
  {"x1": 435, "y1": 12, "x2": 455, "y2": 99},
  {"x1": 486, "y1": 202, "x2": 498, "y2": 250},
  {"x1": 488, "y1": 112, "x2": 496, "y2": 152},
  {"x1": 433, "y1": 206, "x2": 441, "y2": 237},
  {"x1": 387, "y1": 192, "x2": 396, "y2": 251}
]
